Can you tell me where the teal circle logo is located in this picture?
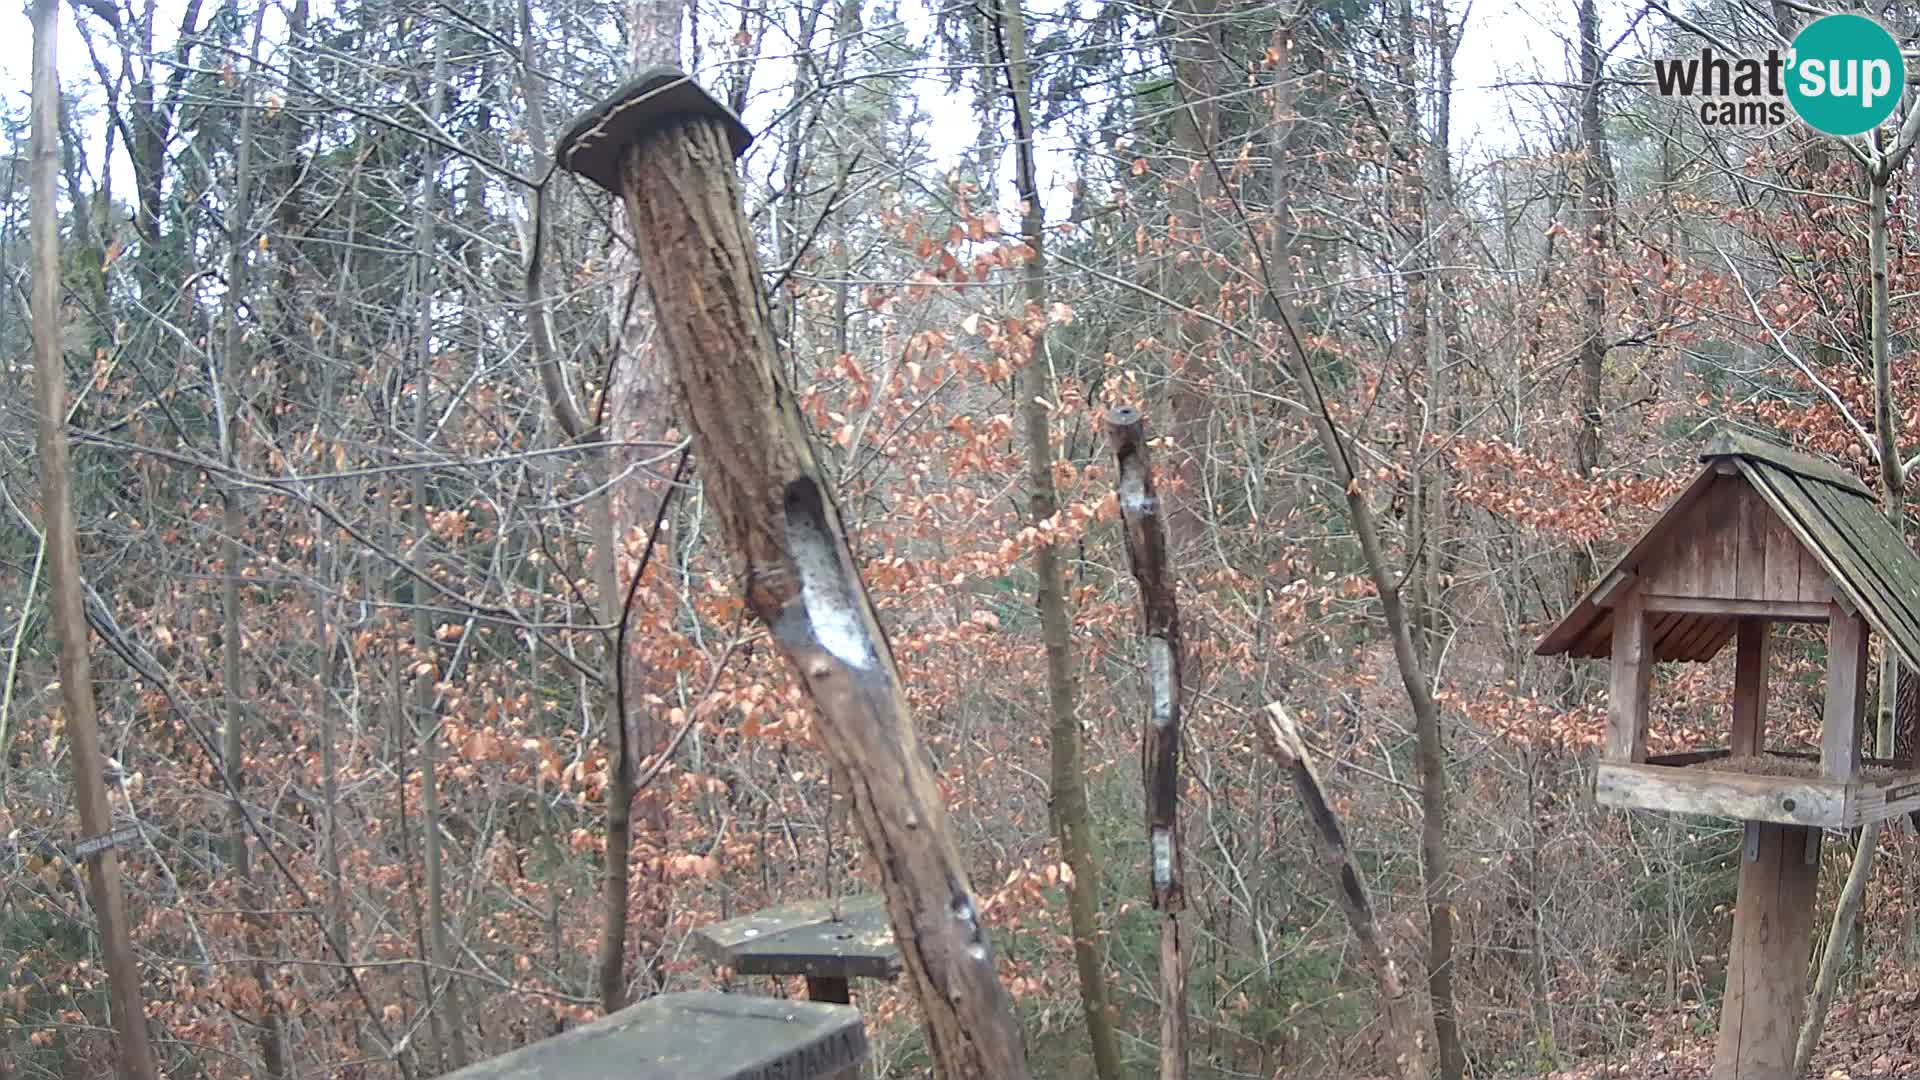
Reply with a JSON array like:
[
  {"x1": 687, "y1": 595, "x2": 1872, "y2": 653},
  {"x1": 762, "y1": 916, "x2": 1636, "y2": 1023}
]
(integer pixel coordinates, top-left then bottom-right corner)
[{"x1": 1787, "y1": 14, "x2": 1905, "y2": 136}]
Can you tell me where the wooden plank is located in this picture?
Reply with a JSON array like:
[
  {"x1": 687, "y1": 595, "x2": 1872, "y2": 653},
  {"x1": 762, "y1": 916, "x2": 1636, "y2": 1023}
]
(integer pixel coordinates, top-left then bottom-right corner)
[
  {"x1": 1733, "y1": 481, "x2": 1769, "y2": 600},
  {"x1": 1849, "y1": 772, "x2": 1920, "y2": 826},
  {"x1": 1646, "y1": 611, "x2": 1686, "y2": 659},
  {"x1": 1693, "y1": 622, "x2": 1739, "y2": 665},
  {"x1": 1712, "y1": 823, "x2": 1820, "y2": 1080},
  {"x1": 1639, "y1": 595, "x2": 1830, "y2": 620},
  {"x1": 1594, "y1": 763, "x2": 1847, "y2": 827},
  {"x1": 1607, "y1": 594, "x2": 1653, "y2": 763},
  {"x1": 1713, "y1": 433, "x2": 1872, "y2": 496},
  {"x1": 439, "y1": 991, "x2": 868, "y2": 1080},
  {"x1": 1761, "y1": 506, "x2": 1809, "y2": 604},
  {"x1": 1824, "y1": 604, "x2": 1868, "y2": 783},
  {"x1": 1592, "y1": 568, "x2": 1636, "y2": 609},
  {"x1": 1797, "y1": 479, "x2": 1918, "y2": 628},
  {"x1": 1732, "y1": 620, "x2": 1769, "y2": 757},
  {"x1": 1644, "y1": 478, "x2": 1721, "y2": 598},
  {"x1": 1571, "y1": 610, "x2": 1615, "y2": 659},
  {"x1": 1701, "y1": 478, "x2": 1740, "y2": 597},
  {"x1": 1743, "y1": 465, "x2": 1875, "y2": 623},
  {"x1": 1670, "y1": 613, "x2": 1728, "y2": 661},
  {"x1": 694, "y1": 896, "x2": 900, "y2": 981}
]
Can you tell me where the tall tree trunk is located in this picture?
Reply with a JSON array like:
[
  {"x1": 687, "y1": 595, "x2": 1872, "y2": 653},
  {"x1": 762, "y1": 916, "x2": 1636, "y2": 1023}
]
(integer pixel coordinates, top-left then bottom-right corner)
[
  {"x1": 411, "y1": 27, "x2": 470, "y2": 1069},
  {"x1": 597, "y1": 0, "x2": 688, "y2": 1012},
  {"x1": 1570, "y1": 0, "x2": 1614, "y2": 598},
  {"x1": 1163, "y1": 0, "x2": 1220, "y2": 556},
  {"x1": 997, "y1": 4, "x2": 1123, "y2": 1076},
  {"x1": 1798, "y1": 153, "x2": 1908, "y2": 1072},
  {"x1": 29, "y1": 0, "x2": 158, "y2": 1073},
  {"x1": 217, "y1": 16, "x2": 286, "y2": 1072}
]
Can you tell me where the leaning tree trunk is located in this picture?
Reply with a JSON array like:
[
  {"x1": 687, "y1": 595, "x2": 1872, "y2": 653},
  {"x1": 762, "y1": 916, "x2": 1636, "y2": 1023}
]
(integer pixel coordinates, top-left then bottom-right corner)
[
  {"x1": 555, "y1": 73, "x2": 1032, "y2": 1079},
  {"x1": 29, "y1": 0, "x2": 158, "y2": 1074},
  {"x1": 1261, "y1": 704, "x2": 1428, "y2": 1080},
  {"x1": 995, "y1": 1, "x2": 1123, "y2": 1075}
]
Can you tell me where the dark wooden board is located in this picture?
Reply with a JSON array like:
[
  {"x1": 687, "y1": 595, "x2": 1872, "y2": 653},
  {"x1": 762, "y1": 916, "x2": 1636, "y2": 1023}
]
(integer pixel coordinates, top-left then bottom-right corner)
[
  {"x1": 695, "y1": 896, "x2": 901, "y2": 981},
  {"x1": 1703, "y1": 431, "x2": 1871, "y2": 496},
  {"x1": 438, "y1": 991, "x2": 866, "y2": 1080}
]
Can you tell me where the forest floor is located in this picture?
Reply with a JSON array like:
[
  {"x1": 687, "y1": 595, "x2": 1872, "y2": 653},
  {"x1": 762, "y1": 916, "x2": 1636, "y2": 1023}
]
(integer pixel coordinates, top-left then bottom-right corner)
[{"x1": 1545, "y1": 963, "x2": 1920, "y2": 1079}]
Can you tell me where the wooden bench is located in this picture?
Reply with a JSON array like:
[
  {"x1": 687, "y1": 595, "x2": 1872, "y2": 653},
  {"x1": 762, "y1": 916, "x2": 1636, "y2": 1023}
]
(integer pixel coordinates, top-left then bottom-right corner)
[{"x1": 438, "y1": 991, "x2": 866, "y2": 1079}]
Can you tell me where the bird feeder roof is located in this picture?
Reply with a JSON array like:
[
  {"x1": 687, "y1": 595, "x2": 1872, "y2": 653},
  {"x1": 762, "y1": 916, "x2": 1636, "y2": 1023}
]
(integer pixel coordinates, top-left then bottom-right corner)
[{"x1": 1536, "y1": 432, "x2": 1920, "y2": 673}]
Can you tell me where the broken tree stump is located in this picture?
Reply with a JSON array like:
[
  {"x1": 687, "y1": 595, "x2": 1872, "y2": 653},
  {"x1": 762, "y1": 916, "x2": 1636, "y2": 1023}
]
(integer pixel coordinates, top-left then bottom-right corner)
[
  {"x1": 437, "y1": 992, "x2": 866, "y2": 1079},
  {"x1": 1106, "y1": 407, "x2": 1190, "y2": 1080},
  {"x1": 1260, "y1": 704, "x2": 1429, "y2": 1080},
  {"x1": 554, "y1": 68, "x2": 1031, "y2": 1079}
]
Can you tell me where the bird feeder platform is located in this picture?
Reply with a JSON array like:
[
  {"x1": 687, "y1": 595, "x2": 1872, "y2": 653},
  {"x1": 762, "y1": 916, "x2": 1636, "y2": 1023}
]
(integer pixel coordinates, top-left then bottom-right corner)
[
  {"x1": 1597, "y1": 749, "x2": 1920, "y2": 829},
  {"x1": 693, "y1": 895, "x2": 900, "y2": 1005}
]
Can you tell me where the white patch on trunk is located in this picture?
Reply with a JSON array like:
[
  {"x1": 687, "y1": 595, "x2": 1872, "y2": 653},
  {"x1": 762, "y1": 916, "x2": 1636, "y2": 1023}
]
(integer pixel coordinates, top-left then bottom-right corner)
[
  {"x1": 1147, "y1": 636, "x2": 1174, "y2": 728},
  {"x1": 1151, "y1": 827, "x2": 1173, "y2": 892},
  {"x1": 786, "y1": 485, "x2": 876, "y2": 671},
  {"x1": 1118, "y1": 461, "x2": 1156, "y2": 516}
]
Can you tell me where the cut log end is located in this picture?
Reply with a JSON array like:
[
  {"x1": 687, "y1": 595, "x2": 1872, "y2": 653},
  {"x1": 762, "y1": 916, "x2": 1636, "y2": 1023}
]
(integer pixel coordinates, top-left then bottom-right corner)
[{"x1": 554, "y1": 67, "x2": 751, "y2": 195}]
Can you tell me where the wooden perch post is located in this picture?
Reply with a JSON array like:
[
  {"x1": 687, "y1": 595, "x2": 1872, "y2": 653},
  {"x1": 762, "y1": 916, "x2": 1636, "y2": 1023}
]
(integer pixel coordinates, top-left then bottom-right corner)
[
  {"x1": 555, "y1": 70, "x2": 1031, "y2": 1079},
  {"x1": 1106, "y1": 407, "x2": 1189, "y2": 1079},
  {"x1": 1260, "y1": 704, "x2": 1428, "y2": 1080}
]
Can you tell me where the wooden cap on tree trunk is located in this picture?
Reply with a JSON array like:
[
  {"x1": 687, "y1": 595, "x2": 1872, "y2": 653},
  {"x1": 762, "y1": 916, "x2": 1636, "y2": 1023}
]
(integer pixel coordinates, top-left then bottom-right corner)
[{"x1": 555, "y1": 67, "x2": 751, "y2": 194}]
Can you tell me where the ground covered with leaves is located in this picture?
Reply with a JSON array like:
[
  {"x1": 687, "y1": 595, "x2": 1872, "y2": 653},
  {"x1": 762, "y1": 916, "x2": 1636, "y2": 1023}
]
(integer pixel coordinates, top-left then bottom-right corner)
[{"x1": 1548, "y1": 962, "x2": 1920, "y2": 1080}]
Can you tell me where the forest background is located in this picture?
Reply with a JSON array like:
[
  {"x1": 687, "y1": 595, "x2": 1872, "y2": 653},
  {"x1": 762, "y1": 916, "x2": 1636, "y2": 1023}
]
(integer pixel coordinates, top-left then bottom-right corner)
[{"x1": 7, "y1": 0, "x2": 1920, "y2": 1076}]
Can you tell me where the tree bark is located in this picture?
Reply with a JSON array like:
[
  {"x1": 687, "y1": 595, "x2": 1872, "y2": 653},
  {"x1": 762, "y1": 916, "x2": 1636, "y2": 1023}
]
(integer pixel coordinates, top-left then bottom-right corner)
[
  {"x1": 578, "y1": 98, "x2": 1033, "y2": 1078},
  {"x1": 598, "y1": 0, "x2": 687, "y2": 1012},
  {"x1": 1107, "y1": 408, "x2": 1189, "y2": 1080},
  {"x1": 995, "y1": 2, "x2": 1122, "y2": 1076},
  {"x1": 1162, "y1": 0, "x2": 1221, "y2": 556},
  {"x1": 29, "y1": 0, "x2": 158, "y2": 1072},
  {"x1": 1798, "y1": 152, "x2": 1908, "y2": 1073},
  {"x1": 216, "y1": 17, "x2": 286, "y2": 1072},
  {"x1": 411, "y1": 27, "x2": 470, "y2": 1069},
  {"x1": 1570, "y1": 0, "x2": 1615, "y2": 602}
]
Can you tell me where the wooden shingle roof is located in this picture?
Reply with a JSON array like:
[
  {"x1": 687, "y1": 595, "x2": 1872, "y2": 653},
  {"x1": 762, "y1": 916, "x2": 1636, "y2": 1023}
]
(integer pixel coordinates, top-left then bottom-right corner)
[{"x1": 1536, "y1": 432, "x2": 1920, "y2": 673}]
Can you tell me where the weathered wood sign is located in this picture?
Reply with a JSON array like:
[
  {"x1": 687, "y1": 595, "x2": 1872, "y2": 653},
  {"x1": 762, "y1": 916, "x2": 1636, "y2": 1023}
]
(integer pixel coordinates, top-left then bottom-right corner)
[{"x1": 73, "y1": 823, "x2": 140, "y2": 860}]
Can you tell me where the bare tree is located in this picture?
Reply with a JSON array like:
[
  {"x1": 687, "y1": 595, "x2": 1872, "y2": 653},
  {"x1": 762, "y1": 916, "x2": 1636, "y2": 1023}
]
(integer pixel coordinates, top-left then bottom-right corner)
[{"x1": 29, "y1": 0, "x2": 156, "y2": 1073}]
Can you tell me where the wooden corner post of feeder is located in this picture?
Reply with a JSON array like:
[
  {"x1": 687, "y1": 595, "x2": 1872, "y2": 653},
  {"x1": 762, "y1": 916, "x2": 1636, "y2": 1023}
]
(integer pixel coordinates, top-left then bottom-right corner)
[
  {"x1": 1537, "y1": 433, "x2": 1920, "y2": 1080},
  {"x1": 554, "y1": 70, "x2": 1032, "y2": 1079}
]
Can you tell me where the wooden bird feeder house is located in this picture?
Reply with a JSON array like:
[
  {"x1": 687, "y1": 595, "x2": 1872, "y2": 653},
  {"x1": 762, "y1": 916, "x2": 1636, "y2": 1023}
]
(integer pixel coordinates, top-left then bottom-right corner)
[{"x1": 1537, "y1": 433, "x2": 1920, "y2": 1080}]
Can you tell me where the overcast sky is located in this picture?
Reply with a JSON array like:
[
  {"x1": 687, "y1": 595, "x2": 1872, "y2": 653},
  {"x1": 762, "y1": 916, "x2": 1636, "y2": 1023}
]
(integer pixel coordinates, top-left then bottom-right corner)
[{"x1": 0, "y1": 0, "x2": 1634, "y2": 220}]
